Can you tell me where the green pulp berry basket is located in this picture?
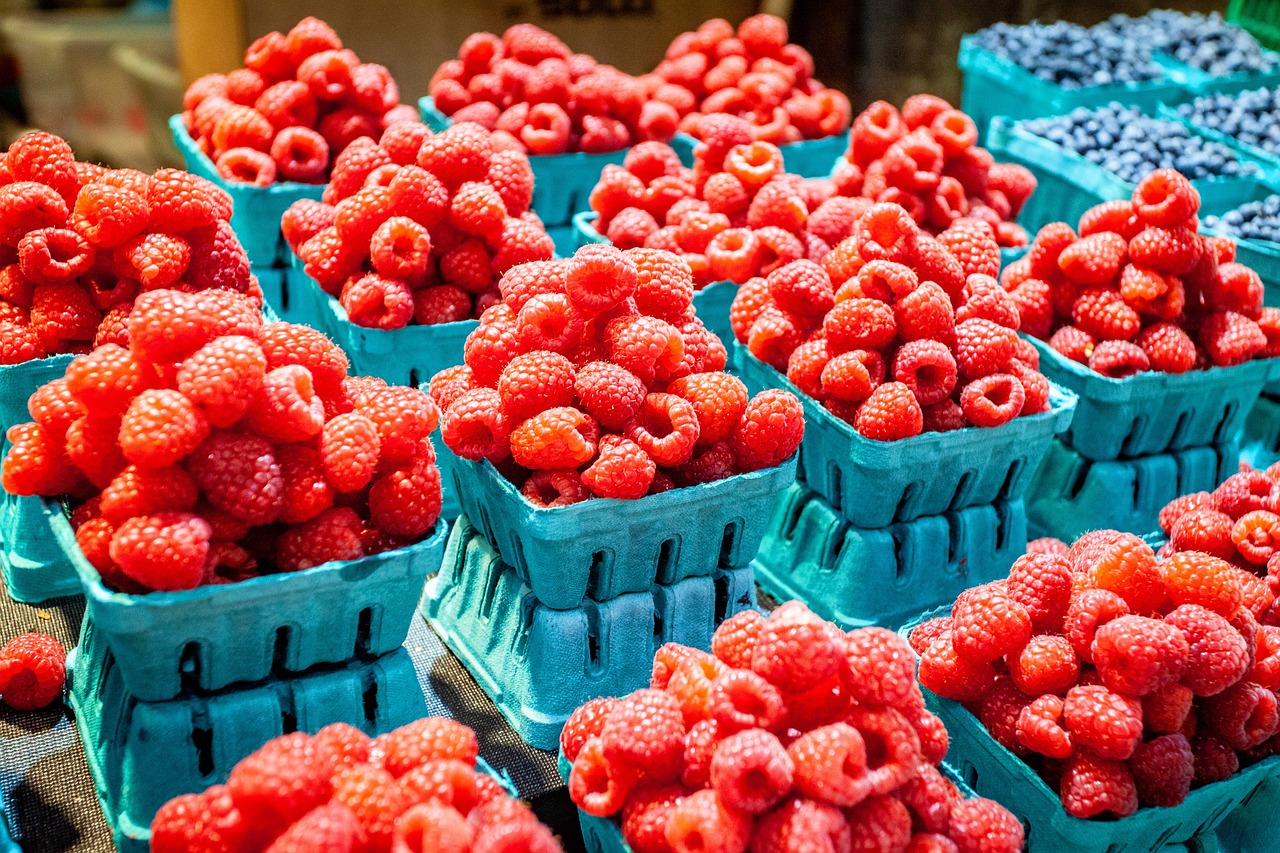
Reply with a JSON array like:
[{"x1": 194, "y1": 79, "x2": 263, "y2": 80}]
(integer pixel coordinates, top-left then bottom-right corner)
[
  {"x1": 52, "y1": 498, "x2": 447, "y2": 702},
  {"x1": 421, "y1": 515, "x2": 756, "y2": 751},
  {"x1": 1228, "y1": 0, "x2": 1280, "y2": 53},
  {"x1": 169, "y1": 115, "x2": 325, "y2": 268},
  {"x1": 736, "y1": 345, "x2": 1077, "y2": 529}
]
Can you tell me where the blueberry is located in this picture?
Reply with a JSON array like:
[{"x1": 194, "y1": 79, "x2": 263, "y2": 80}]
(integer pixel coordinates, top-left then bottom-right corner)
[
  {"x1": 1181, "y1": 85, "x2": 1280, "y2": 158},
  {"x1": 1205, "y1": 193, "x2": 1280, "y2": 241}
]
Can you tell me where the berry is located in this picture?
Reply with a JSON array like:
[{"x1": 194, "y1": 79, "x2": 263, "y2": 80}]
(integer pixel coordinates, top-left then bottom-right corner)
[
  {"x1": 188, "y1": 432, "x2": 284, "y2": 526},
  {"x1": 0, "y1": 633, "x2": 65, "y2": 710},
  {"x1": 854, "y1": 382, "x2": 922, "y2": 441},
  {"x1": 150, "y1": 786, "x2": 246, "y2": 853},
  {"x1": 118, "y1": 389, "x2": 210, "y2": 469},
  {"x1": 110, "y1": 512, "x2": 212, "y2": 591},
  {"x1": 510, "y1": 406, "x2": 597, "y2": 470},
  {"x1": 1091, "y1": 615, "x2": 1188, "y2": 697},
  {"x1": 709, "y1": 728, "x2": 793, "y2": 813},
  {"x1": 1060, "y1": 750, "x2": 1138, "y2": 819},
  {"x1": 952, "y1": 585, "x2": 1032, "y2": 663},
  {"x1": 1164, "y1": 604, "x2": 1249, "y2": 696}
]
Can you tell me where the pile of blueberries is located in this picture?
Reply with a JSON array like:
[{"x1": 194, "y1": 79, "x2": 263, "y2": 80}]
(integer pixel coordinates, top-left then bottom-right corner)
[
  {"x1": 1100, "y1": 11, "x2": 1279, "y2": 78},
  {"x1": 1205, "y1": 194, "x2": 1280, "y2": 243},
  {"x1": 1178, "y1": 87, "x2": 1280, "y2": 157},
  {"x1": 973, "y1": 11, "x2": 1276, "y2": 90},
  {"x1": 971, "y1": 21, "x2": 1162, "y2": 89},
  {"x1": 1022, "y1": 103, "x2": 1260, "y2": 184}
]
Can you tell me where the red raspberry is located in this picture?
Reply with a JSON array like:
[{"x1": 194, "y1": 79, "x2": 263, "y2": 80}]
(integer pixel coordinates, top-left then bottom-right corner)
[
  {"x1": 100, "y1": 464, "x2": 198, "y2": 524},
  {"x1": 368, "y1": 454, "x2": 442, "y2": 537},
  {"x1": 619, "y1": 785, "x2": 684, "y2": 853},
  {"x1": 1008, "y1": 634, "x2": 1078, "y2": 695},
  {"x1": 71, "y1": 183, "x2": 148, "y2": 248},
  {"x1": 1005, "y1": 277, "x2": 1053, "y2": 338},
  {"x1": 625, "y1": 248, "x2": 695, "y2": 323},
  {"x1": 1064, "y1": 588, "x2": 1130, "y2": 663},
  {"x1": 1085, "y1": 532, "x2": 1165, "y2": 612},
  {"x1": 561, "y1": 697, "x2": 621, "y2": 765},
  {"x1": 937, "y1": 219, "x2": 1000, "y2": 279},
  {"x1": 0, "y1": 182, "x2": 69, "y2": 246},
  {"x1": 417, "y1": 122, "x2": 494, "y2": 188},
  {"x1": 1072, "y1": 288, "x2": 1141, "y2": 341},
  {"x1": 442, "y1": 388, "x2": 509, "y2": 462},
  {"x1": 1128, "y1": 225, "x2": 1202, "y2": 276},
  {"x1": 0, "y1": 321, "x2": 43, "y2": 364},
  {"x1": 118, "y1": 232, "x2": 191, "y2": 290},
  {"x1": 895, "y1": 281, "x2": 956, "y2": 347},
  {"x1": 109, "y1": 512, "x2": 212, "y2": 591},
  {"x1": 846, "y1": 795, "x2": 912, "y2": 853},
  {"x1": 225, "y1": 731, "x2": 334, "y2": 834},
  {"x1": 1200, "y1": 681, "x2": 1280, "y2": 750},
  {"x1": 1063, "y1": 684, "x2": 1144, "y2": 760},
  {"x1": 606, "y1": 207, "x2": 660, "y2": 250},
  {"x1": 1007, "y1": 553, "x2": 1073, "y2": 632},
  {"x1": 1086, "y1": 339, "x2": 1149, "y2": 379},
  {"x1": 710, "y1": 667, "x2": 786, "y2": 732},
  {"x1": 1192, "y1": 733, "x2": 1241, "y2": 785},
  {"x1": 785, "y1": 339, "x2": 830, "y2": 398},
  {"x1": 64, "y1": 415, "x2": 127, "y2": 489},
  {"x1": 1132, "y1": 168, "x2": 1199, "y2": 227},
  {"x1": 149, "y1": 786, "x2": 245, "y2": 853},
  {"x1": 1091, "y1": 615, "x2": 1189, "y2": 697},
  {"x1": 598, "y1": 688, "x2": 684, "y2": 786},
  {"x1": 318, "y1": 412, "x2": 381, "y2": 492},
  {"x1": 1017, "y1": 694, "x2": 1072, "y2": 759},
  {"x1": 1, "y1": 421, "x2": 83, "y2": 496},
  {"x1": 849, "y1": 101, "x2": 908, "y2": 167},
  {"x1": 1233, "y1": 510, "x2": 1280, "y2": 565},
  {"x1": 766, "y1": 260, "x2": 833, "y2": 321},
  {"x1": 1058, "y1": 233, "x2": 1127, "y2": 286},
  {"x1": 709, "y1": 728, "x2": 793, "y2": 814},
  {"x1": 1214, "y1": 469, "x2": 1275, "y2": 518},
  {"x1": 0, "y1": 633, "x2": 65, "y2": 711},
  {"x1": 243, "y1": 364, "x2": 327, "y2": 443},
  {"x1": 606, "y1": 315, "x2": 684, "y2": 385},
  {"x1": 1135, "y1": 322, "x2": 1196, "y2": 373},
  {"x1": 376, "y1": 717, "x2": 478, "y2": 778},
  {"x1": 273, "y1": 445, "x2": 334, "y2": 525},
  {"x1": 413, "y1": 285, "x2": 472, "y2": 325},
  {"x1": 1078, "y1": 199, "x2": 1139, "y2": 238},
  {"x1": 844, "y1": 626, "x2": 919, "y2": 707},
  {"x1": 566, "y1": 244, "x2": 637, "y2": 316},
  {"x1": 918, "y1": 634, "x2": 996, "y2": 702},
  {"x1": 495, "y1": 351, "x2": 575, "y2": 425},
  {"x1": 745, "y1": 797, "x2": 850, "y2": 853},
  {"x1": 951, "y1": 585, "x2": 1032, "y2": 663},
  {"x1": 340, "y1": 273, "x2": 414, "y2": 330},
  {"x1": 1048, "y1": 325, "x2": 1094, "y2": 364},
  {"x1": 954, "y1": 318, "x2": 1017, "y2": 379},
  {"x1": 16, "y1": 227, "x2": 92, "y2": 286},
  {"x1": 1143, "y1": 684, "x2": 1194, "y2": 734},
  {"x1": 328, "y1": 765, "x2": 407, "y2": 851},
  {"x1": 1199, "y1": 310, "x2": 1266, "y2": 366},
  {"x1": 856, "y1": 202, "x2": 918, "y2": 265},
  {"x1": 29, "y1": 282, "x2": 101, "y2": 347},
  {"x1": 262, "y1": 803, "x2": 362, "y2": 852},
  {"x1": 147, "y1": 168, "x2": 231, "y2": 233},
  {"x1": 947, "y1": 798, "x2": 1023, "y2": 853},
  {"x1": 956, "y1": 273, "x2": 1019, "y2": 329},
  {"x1": 824, "y1": 298, "x2": 896, "y2": 354},
  {"x1": 27, "y1": 377, "x2": 84, "y2": 442},
  {"x1": 259, "y1": 322, "x2": 348, "y2": 393},
  {"x1": 1164, "y1": 604, "x2": 1249, "y2": 696},
  {"x1": 908, "y1": 618, "x2": 952, "y2": 655},
  {"x1": 126, "y1": 289, "x2": 214, "y2": 363},
  {"x1": 960, "y1": 373, "x2": 1025, "y2": 428},
  {"x1": 116, "y1": 389, "x2": 209, "y2": 469},
  {"x1": 854, "y1": 381, "x2": 922, "y2": 441},
  {"x1": 188, "y1": 432, "x2": 284, "y2": 526},
  {"x1": 663, "y1": 789, "x2": 751, "y2": 853},
  {"x1": 9, "y1": 131, "x2": 78, "y2": 202},
  {"x1": 710, "y1": 610, "x2": 764, "y2": 670},
  {"x1": 729, "y1": 389, "x2": 803, "y2": 471},
  {"x1": 396, "y1": 759, "x2": 482, "y2": 816},
  {"x1": 1128, "y1": 733, "x2": 1194, "y2": 809},
  {"x1": 1161, "y1": 551, "x2": 1243, "y2": 615},
  {"x1": 667, "y1": 372, "x2": 749, "y2": 446},
  {"x1": 510, "y1": 406, "x2": 597, "y2": 470},
  {"x1": 1060, "y1": 750, "x2": 1138, "y2": 819},
  {"x1": 745, "y1": 602, "x2": 842, "y2": 695}
]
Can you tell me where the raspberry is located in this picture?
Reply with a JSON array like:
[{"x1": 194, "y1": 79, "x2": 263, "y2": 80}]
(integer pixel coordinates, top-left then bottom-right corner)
[
  {"x1": 953, "y1": 318, "x2": 1017, "y2": 379},
  {"x1": 438, "y1": 240, "x2": 495, "y2": 295},
  {"x1": 510, "y1": 406, "x2": 597, "y2": 470},
  {"x1": 0, "y1": 182, "x2": 68, "y2": 246},
  {"x1": 117, "y1": 389, "x2": 209, "y2": 469},
  {"x1": 0, "y1": 633, "x2": 65, "y2": 711},
  {"x1": 1133, "y1": 169, "x2": 1199, "y2": 227},
  {"x1": 187, "y1": 432, "x2": 284, "y2": 526},
  {"x1": 856, "y1": 202, "x2": 918, "y2": 264},
  {"x1": 1063, "y1": 685, "x2": 1144, "y2": 760},
  {"x1": 1091, "y1": 615, "x2": 1189, "y2": 697},
  {"x1": 854, "y1": 381, "x2": 922, "y2": 441},
  {"x1": 264, "y1": 803, "x2": 363, "y2": 852},
  {"x1": 959, "y1": 373, "x2": 1024, "y2": 428},
  {"x1": 417, "y1": 122, "x2": 494, "y2": 188},
  {"x1": 846, "y1": 795, "x2": 912, "y2": 853},
  {"x1": 118, "y1": 232, "x2": 192, "y2": 290},
  {"x1": 895, "y1": 281, "x2": 956, "y2": 347},
  {"x1": 1072, "y1": 288, "x2": 1141, "y2": 342},
  {"x1": 956, "y1": 274, "x2": 1019, "y2": 329},
  {"x1": 1201, "y1": 681, "x2": 1280, "y2": 750},
  {"x1": 1058, "y1": 232, "x2": 1128, "y2": 287},
  {"x1": 1008, "y1": 635, "x2": 1078, "y2": 695},
  {"x1": 947, "y1": 797, "x2": 1024, "y2": 853},
  {"x1": 367, "y1": 216, "x2": 431, "y2": 283},
  {"x1": 729, "y1": 389, "x2": 803, "y2": 471},
  {"x1": 1199, "y1": 310, "x2": 1266, "y2": 366},
  {"x1": 1088, "y1": 337, "x2": 1150, "y2": 378},
  {"x1": 29, "y1": 282, "x2": 100, "y2": 347},
  {"x1": 150, "y1": 785, "x2": 246, "y2": 853},
  {"x1": 618, "y1": 393, "x2": 697, "y2": 467},
  {"x1": 1131, "y1": 322, "x2": 1196, "y2": 374},
  {"x1": 1213, "y1": 469, "x2": 1276, "y2": 518},
  {"x1": 706, "y1": 612, "x2": 763, "y2": 673},
  {"x1": 1004, "y1": 277, "x2": 1053, "y2": 338},
  {"x1": 1016, "y1": 694, "x2": 1072, "y2": 759},
  {"x1": 625, "y1": 248, "x2": 695, "y2": 323},
  {"x1": 1233, "y1": 510, "x2": 1280, "y2": 565},
  {"x1": 664, "y1": 372, "x2": 747, "y2": 447},
  {"x1": 376, "y1": 717, "x2": 478, "y2": 778},
  {"x1": 938, "y1": 219, "x2": 1000, "y2": 279},
  {"x1": 9, "y1": 131, "x2": 78, "y2": 202},
  {"x1": 708, "y1": 728, "x2": 793, "y2": 814},
  {"x1": 918, "y1": 631, "x2": 998, "y2": 701},
  {"x1": 1192, "y1": 733, "x2": 1240, "y2": 785},
  {"x1": 741, "y1": 602, "x2": 840, "y2": 696},
  {"x1": 709, "y1": 667, "x2": 786, "y2": 732},
  {"x1": 366, "y1": 452, "x2": 441, "y2": 537},
  {"x1": 557, "y1": 697, "x2": 622, "y2": 767},
  {"x1": 147, "y1": 169, "x2": 229, "y2": 233},
  {"x1": 1064, "y1": 588, "x2": 1130, "y2": 664},
  {"x1": 28, "y1": 377, "x2": 84, "y2": 441},
  {"x1": 316, "y1": 412, "x2": 380, "y2": 493},
  {"x1": 951, "y1": 585, "x2": 1032, "y2": 663},
  {"x1": 327, "y1": 763, "x2": 407, "y2": 851},
  {"x1": 747, "y1": 797, "x2": 850, "y2": 853},
  {"x1": 64, "y1": 415, "x2": 126, "y2": 488},
  {"x1": 0, "y1": 421, "x2": 82, "y2": 496},
  {"x1": 109, "y1": 512, "x2": 212, "y2": 591},
  {"x1": 1164, "y1": 604, "x2": 1249, "y2": 696},
  {"x1": 844, "y1": 626, "x2": 919, "y2": 707},
  {"x1": 242, "y1": 363, "x2": 327, "y2": 442},
  {"x1": 1060, "y1": 750, "x2": 1138, "y2": 819},
  {"x1": 1161, "y1": 551, "x2": 1243, "y2": 615},
  {"x1": 0, "y1": 320, "x2": 45, "y2": 366},
  {"x1": 1085, "y1": 532, "x2": 1165, "y2": 613},
  {"x1": 1007, "y1": 553, "x2": 1073, "y2": 632},
  {"x1": 126, "y1": 289, "x2": 214, "y2": 363},
  {"x1": 100, "y1": 464, "x2": 198, "y2": 524},
  {"x1": 909, "y1": 618, "x2": 953, "y2": 656},
  {"x1": 596, "y1": 688, "x2": 684, "y2": 786},
  {"x1": 71, "y1": 183, "x2": 148, "y2": 248},
  {"x1": 824, "y1": 298, "x2": 897, "y2": 354},
  {"x1": 1143, "y1": 684, "x2": 1194, "y2": 734},
  {"x1": 1124, "y1": 733, "x2": 1194, "y2": 810},
  {"x1": 606, "y1": 315, "x2": 684, "y2": 385},
  {"x1": 442, "y1": 388, "x2": 509, "y2": 462}
]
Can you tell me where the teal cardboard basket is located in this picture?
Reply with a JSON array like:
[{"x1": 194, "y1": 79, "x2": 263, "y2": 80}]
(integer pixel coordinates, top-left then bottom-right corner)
[
  {"x1": 1229, "y1": 0, "x2": 1280, "y2": 53},
  {"x1": 252, "y1": 262, "x2": 330, "y2": 330},
  {"x1": 421, "y1": 515, "x2": 756, "y2": 750},
  {"x1": 1216, "y1": 772, "x2": 1280, "y2": 853},
  {"x1": 449, "y1": 453, "x2": 796, "y2": 610},
  {"x1": 752, "y1": 479, "x2": 1026, "y2": 630},
  {"x1": 51, "y1": 499, "x2": 446, "y2": 702},
  {"x1": 0, "y1": 352, "x2": 76, "y2": 603},
  {"x1": 987, "y1": 116, "x2": 1274, "y2": 236},
  {"x1": 669, "y1": 130, "x2": 849, "y2": 178},
  {"x1": 1242, "y1": 391, "x2": 1280, "y2": 469},
  {"x1": 418, "y1": 97, "x2": 628, "y2": 255},
  {"x1": 1025, "y1": 438, "x2": 1239, "y2": 542},
  {"x1": 290, "y1": 256, "x2": 476, "y2": 519},
  {"x1": 68, "y1": 621, "x2": 425, "y2": 853},
  {"x1": 958, "y1": 35, "x2": 1188, "y2": 142},
  {"x1": 169, "y1": 115, "x2": 326, "y2": 268},
  {"x1": 1030, "y1": 337, "x2": 1279, "y2": 461},
  {"x1": 572, "y1": 211, "x2": 738, "y2": 348},
  {"x1": 0, "y1": 791, "x2": 17, "y2": 853},
  {"x1": 736, "y1": 346, "x2": 1077, "y2": 529},
  {"x1": 904, "y1": 606, "x2": 1280, "y2": 853}
]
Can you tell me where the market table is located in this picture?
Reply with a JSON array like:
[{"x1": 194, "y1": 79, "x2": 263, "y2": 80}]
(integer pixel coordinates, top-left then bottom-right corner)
[{"x1": 0, "y1": 575, "x2": 590, "y2": 853}]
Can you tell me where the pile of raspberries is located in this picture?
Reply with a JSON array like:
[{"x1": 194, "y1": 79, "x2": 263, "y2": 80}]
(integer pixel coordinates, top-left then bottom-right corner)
[
  {"x1": 1159, "y1": 464, "x2": 1280, "y2": 626},
  {"x1": 1001, "y1": 168, "x2": 1280, "y2": 376},
  {"x1": 0, "y1": 632, "x2": 65, "y2": 711},
  {"x1": 564, "y1": 601, "x2": 1024, "y2": 853},
  {"x1": 150, "y1": 718, "x2": 562, "y2": 852},
  {"x1": 588, "y1": 130, "x2": 867, "y2": 288},
  {"x1": 656, "y1": 15, "x2": 852, "y2": 145},
  {"x1": 732, "y1": 201, "x2": 1053, "y2": 441},
  {"x1": 0, "y1": 131, "x2": 259, "y2": 365},
  {"x1": 911, "y1": 529, "x2": 1280, "y2": 818},
  {"x1": 283, "y1": 119, "x2": 554, "y2": 329},
  {"x1": 835, "y1": 97, "x2": 1035, "y2": 248},
  {"x1": 430, "y1": 245, "x2": 805, "y2": 504},
  {"x1": 428, "y1": 24, "x2": 678, "y2": 155},
  {"x1": 182, "y1": 16, "x2": 413, "y2": 187},
  {"x1": 1, "y1": 287, "x2": 443, "y2": 593}
]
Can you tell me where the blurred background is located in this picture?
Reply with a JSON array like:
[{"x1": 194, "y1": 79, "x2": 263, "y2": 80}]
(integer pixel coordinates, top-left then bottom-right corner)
[{"x1": 0, "y1": 0, "x2": 1224, "y2": 172}]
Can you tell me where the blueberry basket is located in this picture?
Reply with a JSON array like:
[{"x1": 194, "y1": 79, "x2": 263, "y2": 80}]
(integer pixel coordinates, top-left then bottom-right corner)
[
  {"x1": 169, "y1": 115, "x2": 325, "y2": 268},
  {"x1": 1242, "y1": 391, "x2": 1280, "y2": 470},
  {"x1": 50, "y1": 498, "x2": 446, "y2": 702},
  {"x1": 1151, "y1": 48, "x2": 1280, "y2": 98},
  {"x1": 448, "y1": 452, "x2": 795, "y2": 611},
  {"x1": 1228, "y1": 0, "x2": 1280, "y2": 54},
  {"x1": 573, "y1": 210, "x2": 739, "y2": 349},
  {"x1": 753, "y1": 480, "x2": 1026, "y2": 631},
  {"x1": 1025, "y1": 438, "x2": 1239, "y2": 542},
  {"x1": 958, "y1": 35, "x2": 1189, "y2": 142},
  {"x1": 670, "y1": 130, "x2": 848, "y2": 178},
  {"x1": 986, "y1": 116, "x2": 1275, "y2": 237},
  {"x1": 421, "y1": 515, "x2": 756, "y2": 751},
  {"x1": 418, "y1": 97, "x2": 628, "y2": 255},
  {"x1": 0, "y1": 353, "x2": 76, "y2": 603},
  {"x1": 1030, "y1": 336, "x2": 1279, "y2": 460},
  {"x1": 68, "y1": 621, "x2": 426, "y2": 853},
  {"x1": 904, "y1": 606, "x2": 1280, "y2": 853},
  {"x1": 736, "y1": 346, "x2": 1076, "y2": 529}
]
